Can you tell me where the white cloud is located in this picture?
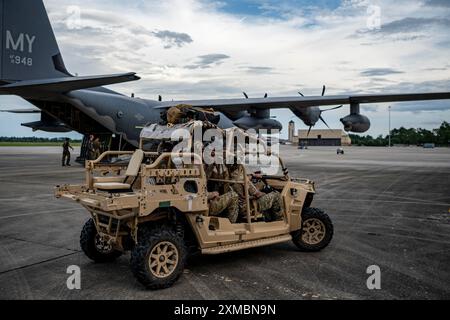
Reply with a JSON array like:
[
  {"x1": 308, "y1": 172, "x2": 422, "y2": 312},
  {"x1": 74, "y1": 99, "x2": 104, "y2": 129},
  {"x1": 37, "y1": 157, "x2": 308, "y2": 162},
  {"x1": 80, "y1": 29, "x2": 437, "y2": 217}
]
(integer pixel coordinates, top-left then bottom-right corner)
[{"x1": 0, "y1": 0, "x2": 449, "y2": 138}]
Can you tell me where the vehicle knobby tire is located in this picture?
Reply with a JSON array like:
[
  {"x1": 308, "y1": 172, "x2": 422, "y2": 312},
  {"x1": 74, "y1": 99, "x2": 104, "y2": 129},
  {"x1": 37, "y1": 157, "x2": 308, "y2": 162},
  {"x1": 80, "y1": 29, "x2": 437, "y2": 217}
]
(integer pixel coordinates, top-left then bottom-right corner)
[
  {"x1": 80, "y1": 218, "x2": 122, "y2": 263},
  {"x1": 292, "y1": 207, "x2": 334, "y2": 252},
  {"x1": 130, "y1": 225, "x2": 187, "y2": 290}
]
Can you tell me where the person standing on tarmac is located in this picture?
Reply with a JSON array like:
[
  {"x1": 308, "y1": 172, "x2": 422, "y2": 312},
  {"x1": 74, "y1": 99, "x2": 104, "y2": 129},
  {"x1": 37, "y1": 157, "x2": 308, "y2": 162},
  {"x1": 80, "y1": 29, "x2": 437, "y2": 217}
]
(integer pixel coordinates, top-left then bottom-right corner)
[
  {"x1": 93, "y1": 137, "x2": 102, "y2": 159},
  {"x1": 62, "y1": 138, "x2": 74, "y2": 167},
  {"x1": 87, "y1": 135, "x2": 95, "y2": 160}
]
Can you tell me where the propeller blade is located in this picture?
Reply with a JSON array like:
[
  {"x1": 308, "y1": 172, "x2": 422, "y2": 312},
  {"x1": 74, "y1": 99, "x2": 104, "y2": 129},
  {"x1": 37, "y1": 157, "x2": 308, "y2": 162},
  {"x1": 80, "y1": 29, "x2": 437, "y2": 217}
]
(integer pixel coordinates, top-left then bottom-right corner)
[
  {"x1": 321, "y1": 105, "x2": 344, "y2": 112},
  {"x1": 298, "y1": 92, "x2": 305, "y2": 97},
  {"x1": 243, "y1": 92, "x2": 249, "y2": 99},
  {"x1": 319, "y1": 115, "x2": 331, "y2": 129},
  {"x1": 158, "y1": 95, "x2": 162, "y2": 102},
  {"x1": 307, "y1": 126, "x2": 313, "y2": 138},
  {"x1": 321, "y1": 85, "x2": 326, "y2": 96},
  {"x1": 264, "y1": 93, "x2": 268, "y2": 98}
]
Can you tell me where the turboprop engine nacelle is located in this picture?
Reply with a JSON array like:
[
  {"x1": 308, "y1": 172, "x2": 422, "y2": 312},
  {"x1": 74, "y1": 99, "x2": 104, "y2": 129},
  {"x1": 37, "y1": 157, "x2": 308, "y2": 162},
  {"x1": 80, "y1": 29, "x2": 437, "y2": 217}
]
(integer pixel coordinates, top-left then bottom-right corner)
[
  {"x1": 233, "y1": 116, "x2": 283, "y2": 131},
  {"x1": 290, "y1": 107, "x2": 321, "y2": 127},
  {"x1": 340, "y1": 113, "x2": 371, "y2": 133}
]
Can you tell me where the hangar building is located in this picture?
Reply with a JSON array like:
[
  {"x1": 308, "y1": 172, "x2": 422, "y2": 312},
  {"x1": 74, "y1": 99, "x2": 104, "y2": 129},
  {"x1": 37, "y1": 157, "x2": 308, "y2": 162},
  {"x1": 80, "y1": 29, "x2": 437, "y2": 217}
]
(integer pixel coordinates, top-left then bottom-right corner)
[{"x1": 288, "y1": 121, "x2": 352, "y2": 147}]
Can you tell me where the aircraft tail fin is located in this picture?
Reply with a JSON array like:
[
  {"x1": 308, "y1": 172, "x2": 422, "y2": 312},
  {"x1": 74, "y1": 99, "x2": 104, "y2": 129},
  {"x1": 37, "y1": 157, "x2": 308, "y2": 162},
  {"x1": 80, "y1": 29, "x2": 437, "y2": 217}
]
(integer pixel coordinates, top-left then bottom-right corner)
[{"x1": 0, "y1": 0, "x2": 71, "y2": 83}]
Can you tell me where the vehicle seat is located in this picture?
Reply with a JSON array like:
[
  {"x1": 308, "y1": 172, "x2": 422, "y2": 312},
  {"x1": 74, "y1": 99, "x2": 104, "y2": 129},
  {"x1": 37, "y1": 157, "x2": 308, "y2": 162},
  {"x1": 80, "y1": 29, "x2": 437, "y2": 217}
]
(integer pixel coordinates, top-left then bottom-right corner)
[
  {"x1": 93, "y1": 176, "x2": 127, "y2": 184},
  {"x1": 94, "y1": 150, "x2": 144, "y2": 191}
]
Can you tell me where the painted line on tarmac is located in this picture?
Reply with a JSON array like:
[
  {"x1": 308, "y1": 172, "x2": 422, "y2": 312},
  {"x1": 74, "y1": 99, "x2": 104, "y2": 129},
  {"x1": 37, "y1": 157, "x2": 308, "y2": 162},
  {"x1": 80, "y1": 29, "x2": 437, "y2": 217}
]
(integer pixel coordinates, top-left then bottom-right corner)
[
  {"x1": 0, "y1": 208, "x2": 83, "y2": 220},
  {"x1": 0, "y1": 252, "x2": 80, "y2": 276},
  {"x1": 0, "y1": 196, "x2": 55, "y2": 202},
  {"x1": 318, "y1": 198, "x2": 450, "y2": 206},
  {"x1": 343, "y1": 229, "x2": 450, "y2": 245},
  {"x1": 336, "y1": 221, "x2": 449, "y2": 238},
  {"x1": 0, "y1": 169, "x2": 84, "y2": 178},
  {"x1": 0, "y1": 234, "x2": 81, "y2": 253},
  {"x1": 335, "y1": 213, "x2": 450, "y2": 222},
  {"x1": 319, "y1": 189, "x2": 449, "y2": 205}
]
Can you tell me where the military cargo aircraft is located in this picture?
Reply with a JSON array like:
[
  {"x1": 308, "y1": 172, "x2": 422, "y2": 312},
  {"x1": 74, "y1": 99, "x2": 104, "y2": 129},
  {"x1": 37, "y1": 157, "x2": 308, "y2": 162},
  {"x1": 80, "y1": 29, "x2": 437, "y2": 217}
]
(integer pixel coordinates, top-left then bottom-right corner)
[{"x1": 1, "y1": 0, "x2": 450, "y2": 159}]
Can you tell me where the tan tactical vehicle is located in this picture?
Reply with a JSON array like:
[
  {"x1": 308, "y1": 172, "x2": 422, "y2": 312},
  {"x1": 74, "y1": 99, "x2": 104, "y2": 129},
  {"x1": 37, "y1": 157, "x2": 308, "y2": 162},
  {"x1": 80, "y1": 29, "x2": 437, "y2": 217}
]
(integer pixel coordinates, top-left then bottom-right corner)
[{"x1": 55, "y1": 121, "x2": 333, "y2": 290}]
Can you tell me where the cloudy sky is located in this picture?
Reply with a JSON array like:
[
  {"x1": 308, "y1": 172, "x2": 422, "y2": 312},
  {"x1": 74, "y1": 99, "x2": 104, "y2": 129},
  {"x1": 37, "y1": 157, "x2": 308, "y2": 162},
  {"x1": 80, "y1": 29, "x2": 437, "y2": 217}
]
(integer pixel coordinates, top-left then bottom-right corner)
[{"x1": 0, "y1": 0, "x2": 449, "y2": 138}]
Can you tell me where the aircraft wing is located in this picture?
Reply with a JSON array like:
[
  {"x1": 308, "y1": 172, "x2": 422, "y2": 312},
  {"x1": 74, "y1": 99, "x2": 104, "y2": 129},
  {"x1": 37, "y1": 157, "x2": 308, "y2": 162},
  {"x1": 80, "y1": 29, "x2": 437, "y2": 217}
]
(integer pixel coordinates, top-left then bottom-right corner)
[
  {"x1": 156, "y1": 92, "x2": 450, "y2": 112},
  {"x1": 0, "y1": 109, "x2": 41, "y2": 113}
]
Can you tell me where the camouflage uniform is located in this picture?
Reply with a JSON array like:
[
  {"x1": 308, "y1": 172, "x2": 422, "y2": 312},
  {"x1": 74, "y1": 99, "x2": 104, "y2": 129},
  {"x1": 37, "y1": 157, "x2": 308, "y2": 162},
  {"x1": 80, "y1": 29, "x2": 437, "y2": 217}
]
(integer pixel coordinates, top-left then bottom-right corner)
[
  {"x1": 93, "y1": 138, "x2": 101, "y2": 159},
  {"x1": 205, "y1": 164, "x2": 239, "y2": 223},
  {"x1": 87, "y1": 138, "x2": 95, "y2": 160},
  {"x1": 229, "y1": 166, "x2": 284, "y2": 222},
  {"x1": 62, "y1": 140, "x2": 73, "y2": 166},
  {"x1": 256, "y1": 192, "x2": 284, "y2": 222},
  {"x1": 209, "y1": 191, "x2": 240, "y2": 223}
]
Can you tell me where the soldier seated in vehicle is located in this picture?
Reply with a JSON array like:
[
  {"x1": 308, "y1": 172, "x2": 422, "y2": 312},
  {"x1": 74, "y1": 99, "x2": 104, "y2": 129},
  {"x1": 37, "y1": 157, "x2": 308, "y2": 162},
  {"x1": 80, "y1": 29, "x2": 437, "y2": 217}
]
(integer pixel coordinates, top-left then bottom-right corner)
[
  {"x1": 204, "y1": 163, "x2": 239, "y2": 224},
  {"x1": 228, "y1": 164, "x2": 284, "y2": 222},
  {"x1": 207, "y1": 190, "x2": 239, "y2": 224}
]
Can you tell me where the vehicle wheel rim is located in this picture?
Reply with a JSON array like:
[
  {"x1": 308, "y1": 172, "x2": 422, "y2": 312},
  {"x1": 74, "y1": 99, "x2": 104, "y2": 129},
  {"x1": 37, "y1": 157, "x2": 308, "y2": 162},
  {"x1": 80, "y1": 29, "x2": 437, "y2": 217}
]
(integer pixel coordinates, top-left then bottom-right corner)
[
  {"x1": 149, "y1": 241, "x2": 179, "y2": 279},
  {"x1": 302, "y1": 218, "x2": 326, "y2": 245},
  {"x1": 94, "y1": 234, "x2": 113, "y2": 254}
]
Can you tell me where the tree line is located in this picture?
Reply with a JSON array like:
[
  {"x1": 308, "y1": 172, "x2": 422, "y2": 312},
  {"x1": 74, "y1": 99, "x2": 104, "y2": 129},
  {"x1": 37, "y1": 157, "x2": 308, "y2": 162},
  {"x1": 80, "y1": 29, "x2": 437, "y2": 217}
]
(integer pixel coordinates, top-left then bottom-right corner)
[
  {"x1": 349, "y1": 121, "x2": 450, "y2": 147},
  {"x1": 0, "y1": 137, "x2": 82, "y2": 143},
  {"x1": 1, "y1": 122, "x2": 449, "y2": 147}
]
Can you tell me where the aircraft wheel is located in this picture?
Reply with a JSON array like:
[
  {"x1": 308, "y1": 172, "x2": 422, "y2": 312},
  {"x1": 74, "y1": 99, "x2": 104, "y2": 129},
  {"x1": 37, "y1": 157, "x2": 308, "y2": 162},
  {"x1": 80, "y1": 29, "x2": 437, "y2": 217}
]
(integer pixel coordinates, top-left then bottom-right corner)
[{"x1": 292, "y1": 208, "x2": 334, "y2": 252}]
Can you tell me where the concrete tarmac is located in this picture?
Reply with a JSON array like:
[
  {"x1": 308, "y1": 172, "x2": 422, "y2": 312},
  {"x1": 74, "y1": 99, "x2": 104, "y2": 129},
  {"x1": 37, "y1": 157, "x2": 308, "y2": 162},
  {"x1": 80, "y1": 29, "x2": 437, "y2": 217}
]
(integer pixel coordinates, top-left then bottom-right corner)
[{"x1": 0, "y1": 146, "x2": 449, "y2": 300}]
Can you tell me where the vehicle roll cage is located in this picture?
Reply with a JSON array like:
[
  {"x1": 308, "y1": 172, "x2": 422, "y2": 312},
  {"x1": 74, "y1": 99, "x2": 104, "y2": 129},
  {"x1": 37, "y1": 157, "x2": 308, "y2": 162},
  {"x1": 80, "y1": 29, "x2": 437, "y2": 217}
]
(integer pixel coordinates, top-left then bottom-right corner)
[
  {"x1": 82, "y1": 119, "x2": 290, "y2": 223},
  {"x1": 87, "y1": 139, "x2": 289, "y2": 224}
]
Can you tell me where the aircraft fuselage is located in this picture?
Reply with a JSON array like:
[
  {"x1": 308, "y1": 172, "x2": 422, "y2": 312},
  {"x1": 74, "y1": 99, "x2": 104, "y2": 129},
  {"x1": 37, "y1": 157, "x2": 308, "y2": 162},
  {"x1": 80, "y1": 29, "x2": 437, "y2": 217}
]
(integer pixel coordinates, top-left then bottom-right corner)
[{"x1": 64, "y1": 89, "x2": 235, "y2": 147}]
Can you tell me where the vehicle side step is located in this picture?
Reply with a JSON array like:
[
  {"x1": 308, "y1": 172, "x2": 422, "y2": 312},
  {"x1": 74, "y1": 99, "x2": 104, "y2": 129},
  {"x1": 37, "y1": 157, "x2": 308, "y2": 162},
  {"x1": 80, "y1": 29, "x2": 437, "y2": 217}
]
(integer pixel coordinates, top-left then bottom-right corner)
[{"x1": 201, "y1": 234, "x2": 292, "y2": 255}]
